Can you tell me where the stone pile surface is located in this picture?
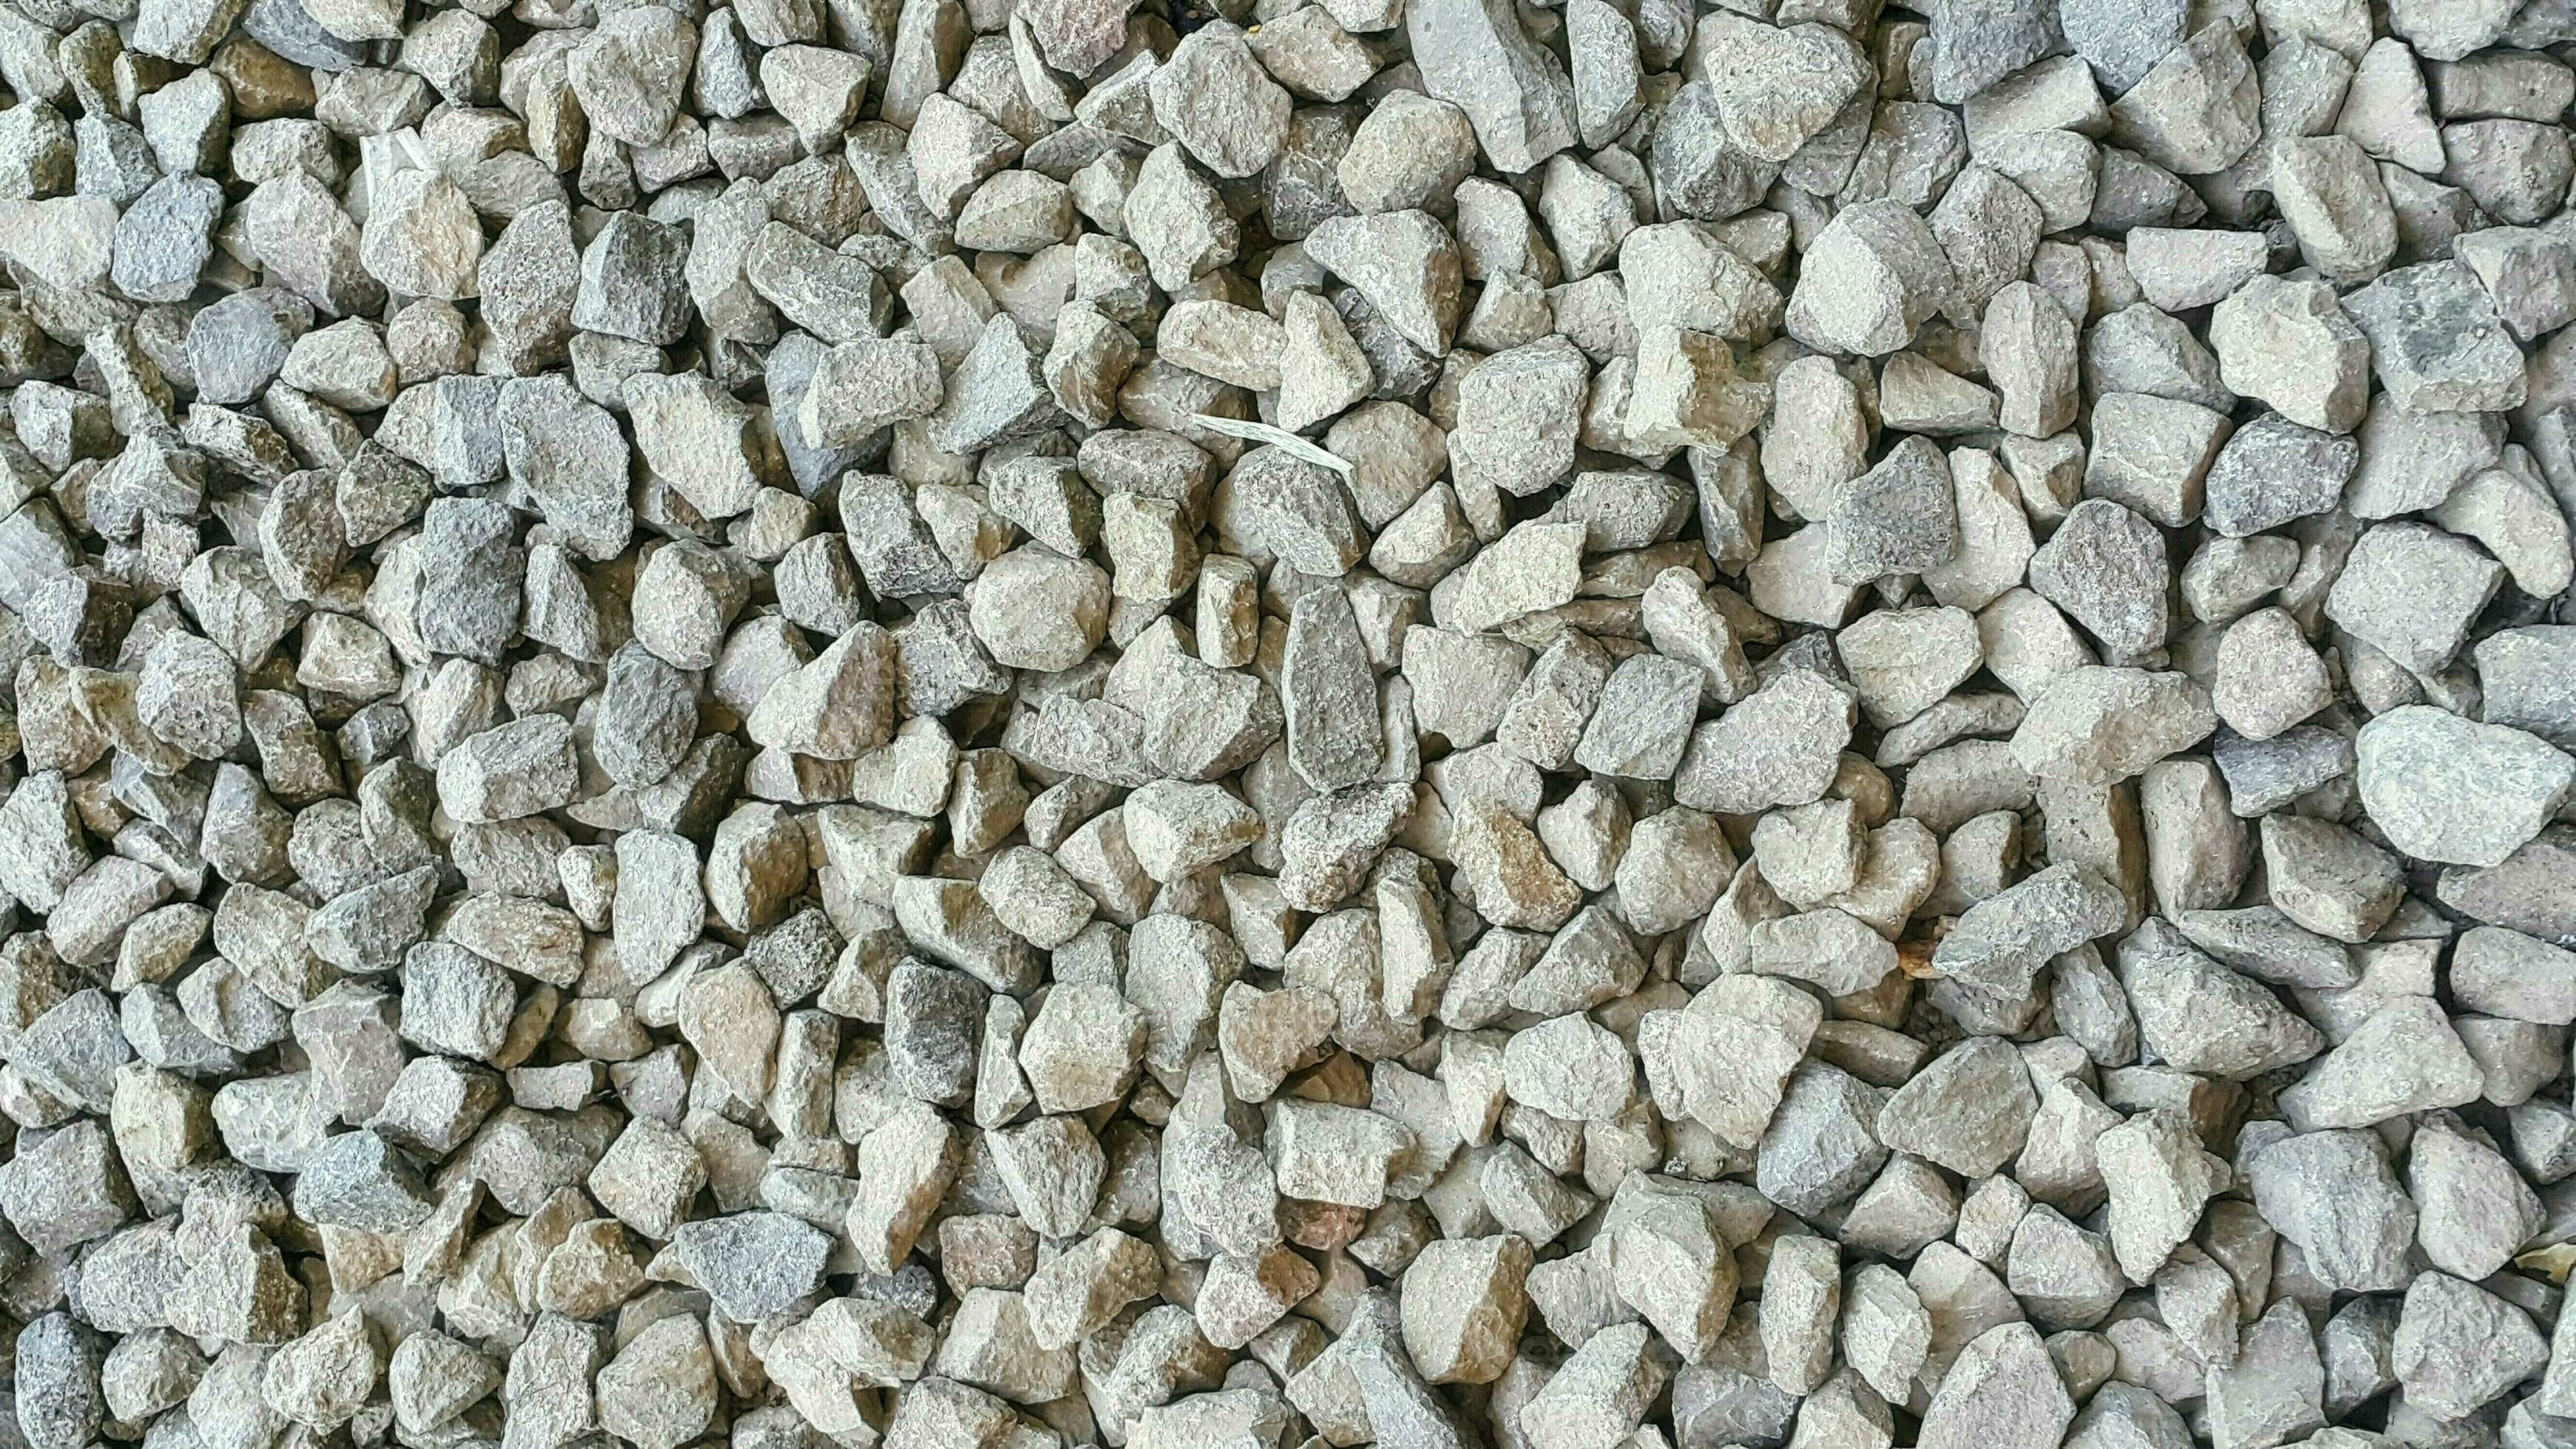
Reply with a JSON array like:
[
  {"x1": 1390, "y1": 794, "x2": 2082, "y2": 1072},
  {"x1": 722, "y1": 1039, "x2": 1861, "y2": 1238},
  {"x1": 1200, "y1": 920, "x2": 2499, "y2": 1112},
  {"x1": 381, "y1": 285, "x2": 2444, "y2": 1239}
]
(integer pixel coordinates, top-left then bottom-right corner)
[{"x1": 7, "y1": 0, "x2": 2576, "y2": 1445}]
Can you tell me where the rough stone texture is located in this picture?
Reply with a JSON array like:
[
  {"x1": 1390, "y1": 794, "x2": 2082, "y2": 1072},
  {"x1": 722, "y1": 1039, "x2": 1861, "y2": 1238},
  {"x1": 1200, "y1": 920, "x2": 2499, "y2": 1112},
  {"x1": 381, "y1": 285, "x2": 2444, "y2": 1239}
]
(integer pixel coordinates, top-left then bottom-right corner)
[{"x1": 7, "y1": 4, "x2": 2575, "y2": 1447}]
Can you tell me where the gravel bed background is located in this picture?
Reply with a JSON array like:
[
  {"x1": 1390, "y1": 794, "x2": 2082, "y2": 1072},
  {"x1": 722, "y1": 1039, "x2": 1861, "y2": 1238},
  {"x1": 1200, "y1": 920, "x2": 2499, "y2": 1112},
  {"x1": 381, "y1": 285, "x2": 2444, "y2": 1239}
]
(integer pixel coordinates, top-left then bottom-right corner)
[{"x1": 1, "y1": 0, "x2": 2575, "y2": 1446}]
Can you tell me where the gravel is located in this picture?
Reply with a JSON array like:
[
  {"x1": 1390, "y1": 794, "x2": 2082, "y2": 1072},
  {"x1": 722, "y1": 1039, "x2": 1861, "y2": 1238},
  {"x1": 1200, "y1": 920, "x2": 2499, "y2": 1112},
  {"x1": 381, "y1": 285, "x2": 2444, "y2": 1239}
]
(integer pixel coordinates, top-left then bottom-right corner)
[{"x1": 6, "y1": 0, "x2": 2576, "y2": 1445}]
